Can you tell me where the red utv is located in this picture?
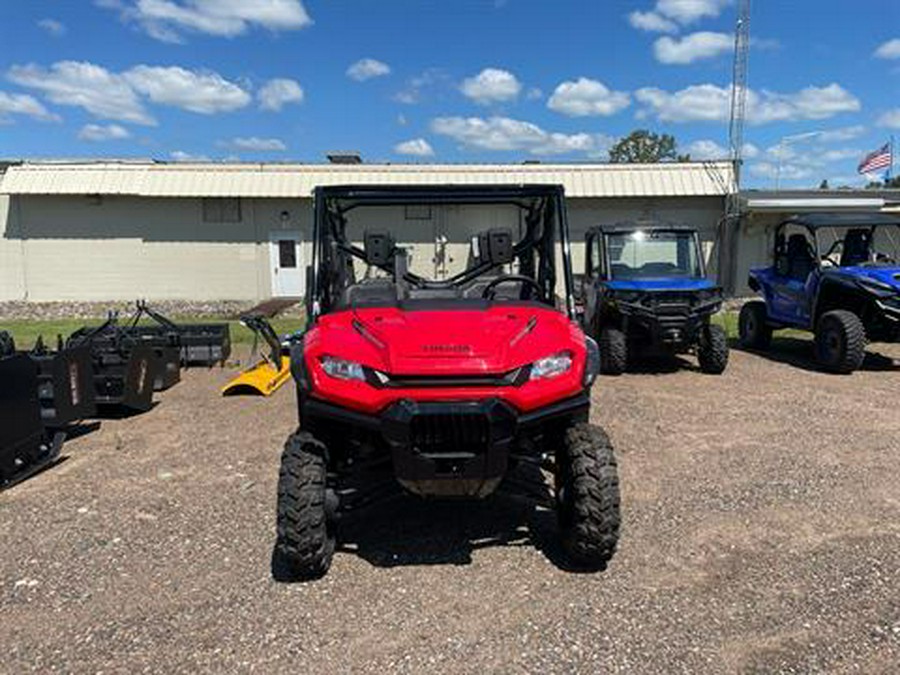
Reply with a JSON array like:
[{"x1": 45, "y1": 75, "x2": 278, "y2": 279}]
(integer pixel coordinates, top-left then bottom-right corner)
[{"x1": 276, "y1": 185, "x2": 620, "y2": 578}]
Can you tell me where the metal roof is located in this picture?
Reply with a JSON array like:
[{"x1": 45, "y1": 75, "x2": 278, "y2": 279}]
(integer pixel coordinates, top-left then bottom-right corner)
[{"x1": 0, "y1": 160, "x2": 735, "y2": 199}]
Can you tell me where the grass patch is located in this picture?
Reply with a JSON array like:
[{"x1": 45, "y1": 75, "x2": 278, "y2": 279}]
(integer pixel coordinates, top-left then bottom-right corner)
[
  {"x1": 2, "y1": 316, "x2": 305, "y2": 350},
  {"x1": 713, "y1": 310, "x2": 808, "y2": 342}
]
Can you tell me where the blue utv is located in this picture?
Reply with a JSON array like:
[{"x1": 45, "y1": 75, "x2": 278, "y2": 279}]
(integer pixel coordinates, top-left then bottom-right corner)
[
  {"x1": 740, "y1": 213, "x2": 900, "y2": 373},
  {"x1": 580, "y1": 224, "x2": 728, "y2": 375}
]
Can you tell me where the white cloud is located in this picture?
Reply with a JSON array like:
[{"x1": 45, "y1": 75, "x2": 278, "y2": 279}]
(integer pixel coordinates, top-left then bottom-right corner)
[
  {"x1": 547, "y1": 77, "x2": 630, "y2": 117},
  {"x1": 460, "y1": 68, "x2": 522, "y2": 105},
  {"x1": 37, "y1": 18, "x2": 67, "y2": 36},
  {"x1": 655, "y1": 0, "x2": 730, "y2": 25},
  {"x1": 526, "y1": 87, "x2": 543, "y2": 100},
  {"x1": 77, "y1": 123, "x2": 131, "y2": 141},
  {"x1": 749, "y1": 162, "x2": 814, "y2": 181},
  {"x1": 8, "y1": 61, "x2": 155, "y2": 125},
  {"x1": 97, "y1": 0, "x2": 312, "y2": 42},
  {"x1": 628, "y1": 11, "x2": 678, "y2": 33},
  {"x1": 0, "y1": 91, "x2": 61, "y2": 122},
  {"x1": 817, "y1": 125, "x2": 866, "y2": 142},
  {"x1": 122, "y1": 65, "x2": 251, "y2": 114},
  {"x1": 635, "y1": 82, "x2": 861, "y2": 124},
  {"x1": 170, "y1": 150, "x2": 210, "y2": 161},
  {"x1": 684, "y1": 139, "x2": 727, "y2": 159},
  {"x1": 346, "y1": 58, "x2": 391, "y2": 82},
  {"x1": 874, "y1": 39, "x2": 900, "y2": 60},
  {"x1": 258, "y1": 78, "x2": 304, "y2": 111},
  {"x1": 219, "y1": 136, "x2": 286, "y2": 151},
  {"x1": 635, "y1": 84, "x2": 729, "y2": 123},
  {"x1": 878, "y1": 109, "x2": 900, "y2": 129},
  {"x1": 394, "y1": 138, "x2": 435, "y2": 157},
  {"x1": 430, "y1": 115, "x2": 613, "y2": 157},
  {"x1": 683, "y1": 140, "x2": 757, "y2": 160},
  {"x1": 654, "y1": 32, "x2": 732, "y2": 64}
]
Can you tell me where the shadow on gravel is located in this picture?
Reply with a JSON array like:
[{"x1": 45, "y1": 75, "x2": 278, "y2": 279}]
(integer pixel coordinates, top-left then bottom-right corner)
[
  {"x1": 732, "y1": 336, "x2": 900, "y2": 374},
  {"x1": 94, "y1": 401, "x2": 160, "y2": 420},
  {"x1": 62, "y1": 421, "x2": 102, "y2": 441},
  {"x1": 271, "y1": 465, "x2": 612, "y2": 582},
  {"x1": 597, "y1": 354, "x2": 699, "y2": 377}
]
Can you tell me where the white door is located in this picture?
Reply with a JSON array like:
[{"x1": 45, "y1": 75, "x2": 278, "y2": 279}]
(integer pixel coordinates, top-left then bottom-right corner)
[{"x1": 269, "y1": 232, "x2": 304, "y2": 297}]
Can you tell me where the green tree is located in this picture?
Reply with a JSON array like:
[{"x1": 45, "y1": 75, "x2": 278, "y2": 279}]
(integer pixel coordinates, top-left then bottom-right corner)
[
  {"x1": 819, "y1": 179, "x2": 830, "y2": 190},
  {"x1": 865, "y1": 176, "x2": 900, "y2": 189},
  {"x1": 608, "y1": 129, "x2": 690, "y2": 163}
]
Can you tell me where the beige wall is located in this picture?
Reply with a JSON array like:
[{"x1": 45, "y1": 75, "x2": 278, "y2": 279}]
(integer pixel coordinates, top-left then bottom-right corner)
[
  {"x1": 1, "y1": 193, "x2": 727, "y2": 303},
  {"x1": 0, "y1": 195, "x2": 27, "y2": 301}
]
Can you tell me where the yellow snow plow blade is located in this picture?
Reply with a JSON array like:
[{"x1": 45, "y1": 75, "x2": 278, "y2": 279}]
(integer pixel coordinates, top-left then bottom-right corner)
[{"x1": 222, "y1": 356, "x2": 291, "y2": 396}]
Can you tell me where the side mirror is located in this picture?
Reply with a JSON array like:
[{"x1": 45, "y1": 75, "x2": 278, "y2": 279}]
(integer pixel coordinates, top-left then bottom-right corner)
[
  {"x1": 479, "y1": 228, "x2": 514, "y2": 266},
  {"x1": 364, "y1": 231, "x2": 395, "y2": 265}
]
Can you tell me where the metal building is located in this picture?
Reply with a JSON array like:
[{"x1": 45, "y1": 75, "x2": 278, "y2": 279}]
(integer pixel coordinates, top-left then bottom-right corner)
[{"x1": 0, "y1": 160, "x2": 734, "y2": 302}]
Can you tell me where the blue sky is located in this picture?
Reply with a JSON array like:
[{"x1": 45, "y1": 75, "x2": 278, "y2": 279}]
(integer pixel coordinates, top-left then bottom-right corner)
[{"x1": 1, "y1": 0, "x2": 898, "y2": 188}]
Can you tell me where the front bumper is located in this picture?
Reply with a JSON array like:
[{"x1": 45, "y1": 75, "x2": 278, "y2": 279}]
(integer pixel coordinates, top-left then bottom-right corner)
[
  {"x1": 301, "y1": 393, "x2": 589, "y2": 497},
  {"x1": 616, "y1": 297, "x2": 722, "y2": 349}
]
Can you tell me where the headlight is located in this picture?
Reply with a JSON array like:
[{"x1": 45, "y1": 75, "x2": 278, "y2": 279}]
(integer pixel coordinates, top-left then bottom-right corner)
[
  {"x1": 320, "y1": 355, "x2": 366, "y2": 381},
  {"x1": 583, "y1": 337, "x2": 600, "y2": 387},
  {"x1": 530, "y1": 351, "x2": 573, "y2": 380}
]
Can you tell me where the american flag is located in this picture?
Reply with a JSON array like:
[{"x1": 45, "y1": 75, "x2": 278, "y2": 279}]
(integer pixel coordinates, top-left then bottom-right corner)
[{"x1": 858, "y1": 143, "x2": 892, "y2": 175}]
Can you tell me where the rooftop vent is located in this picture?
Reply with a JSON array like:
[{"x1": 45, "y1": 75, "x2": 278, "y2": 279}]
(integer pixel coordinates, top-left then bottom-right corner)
[{"x1": 327, "y1": 152, "x2": 362, "y2": 165}]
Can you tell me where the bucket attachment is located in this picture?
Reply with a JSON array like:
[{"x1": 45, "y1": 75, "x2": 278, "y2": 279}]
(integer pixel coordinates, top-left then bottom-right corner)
[
  {"x1": 0, "y1": 348, "x2": 64, "y2": 490},
  {"x1": 222, "y1": 315, "x2": 291, "y2": 396}
]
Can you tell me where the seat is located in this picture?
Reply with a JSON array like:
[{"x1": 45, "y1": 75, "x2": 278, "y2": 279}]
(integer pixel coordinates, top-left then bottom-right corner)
[
  {"x1": 786, "y1": 234, "x2": 816, "y2": 280},
  {"x1": 840, "y1": 229, "x2": 872, "y2": 267}
]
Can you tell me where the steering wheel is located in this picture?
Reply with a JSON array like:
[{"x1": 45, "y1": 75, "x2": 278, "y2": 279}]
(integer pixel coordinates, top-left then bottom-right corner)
[{"x1": 482, "y1": 275, "x2": 545, "y2": 301}]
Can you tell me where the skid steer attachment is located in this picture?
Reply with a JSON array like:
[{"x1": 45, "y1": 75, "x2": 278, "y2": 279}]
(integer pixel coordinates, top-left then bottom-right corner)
[
  {"x1": 222, "y1": 315, "x2": 291, "y2": 396},
  {"x1": 121, "y1": 304, "x2": 181, "y2": 391},
  {"x1": 30, "y1": 335, "x2": 97, "y2": 428},
  {"x1": 128, "y1": 301, "x2": 231, "y2": 367},
  {"x1": 1, "y1": 333, "x2": 64, "y2": 490},
  {"x1": 66, "y1": 315, "x2": 158, "y2": 412}
]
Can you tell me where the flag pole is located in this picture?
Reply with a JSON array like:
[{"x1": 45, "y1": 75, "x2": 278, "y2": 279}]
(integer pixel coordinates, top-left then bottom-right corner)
[{"x1": 890, "y1": 135, "x2": 895, "y2": 183}]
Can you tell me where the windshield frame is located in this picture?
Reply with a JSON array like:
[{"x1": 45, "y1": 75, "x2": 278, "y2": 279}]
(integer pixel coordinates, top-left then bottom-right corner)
[
  {"x1": 308, "y1": 184, "x2": 576, "y2": 320},
  {"x1": 812, "y1": 223, "x2": 900, "y2": 268},
  {"x1": 602, "y1": 227, "x2": 705, "y2": 281}
]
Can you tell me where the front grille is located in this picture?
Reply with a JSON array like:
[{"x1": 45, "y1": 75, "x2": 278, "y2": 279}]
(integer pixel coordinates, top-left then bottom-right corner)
[
  {"x1": 409, "y1": 412, "x2": 490, "y2": 456},
  {"x1": 367, "y1": 368, "x2": 528, "y2": 388}
]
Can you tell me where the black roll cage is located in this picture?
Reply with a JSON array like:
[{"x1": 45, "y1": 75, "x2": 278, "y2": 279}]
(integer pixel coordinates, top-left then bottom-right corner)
[
  {"x1": 307, "y1": 184, "x2": 576, "y2": 321},
  {"x1": 773, "y1": 217, "x2": 900, "y2": 263}
]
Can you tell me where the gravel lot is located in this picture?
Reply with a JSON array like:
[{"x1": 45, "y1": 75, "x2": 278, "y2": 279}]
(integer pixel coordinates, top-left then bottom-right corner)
[{"x1": 2, "y1": 340, "x2": 900, "y2": 673}]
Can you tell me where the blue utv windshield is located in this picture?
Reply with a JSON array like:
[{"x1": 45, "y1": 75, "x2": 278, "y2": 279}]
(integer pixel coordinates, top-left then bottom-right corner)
[{"x1": 608, "y1": 231, "x2": 702, "y2": 280}]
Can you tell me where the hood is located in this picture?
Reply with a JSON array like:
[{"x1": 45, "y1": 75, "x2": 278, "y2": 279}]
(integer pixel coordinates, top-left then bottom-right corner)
[
  {"x1": 605, "y1": 278, "x2": 716, "y2": 292},
  {"x1": 305, "y1": 305, "x2": 582, "y2": 376},
  {"x1": 827, "y1": 265, "x2": 900, "y2": 292}
]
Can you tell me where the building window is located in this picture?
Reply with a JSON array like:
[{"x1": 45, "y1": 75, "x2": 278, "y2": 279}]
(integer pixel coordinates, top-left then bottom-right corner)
[
  {"x1": 278, "y1": 240, "x2": 297, "y2": 268},
  {"x1": 203, "y1": 197, "x2": 242, "y2": 223}
]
